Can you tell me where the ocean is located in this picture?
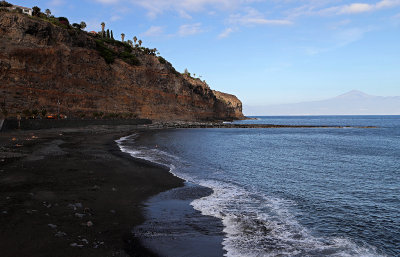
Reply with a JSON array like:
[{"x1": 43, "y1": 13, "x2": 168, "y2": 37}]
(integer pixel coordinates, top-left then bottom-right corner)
[{"x1": 117, "y1": 116, "x2": 400, "y2": 257}]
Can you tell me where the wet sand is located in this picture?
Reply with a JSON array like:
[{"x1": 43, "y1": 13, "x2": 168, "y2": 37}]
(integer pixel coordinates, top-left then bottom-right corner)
[
  {"x1": 135, "y1": 182, "x2": 226, "y2": 257},
  {"x1": 0, "y1": 125, "x2": 184, "y2": 257}
]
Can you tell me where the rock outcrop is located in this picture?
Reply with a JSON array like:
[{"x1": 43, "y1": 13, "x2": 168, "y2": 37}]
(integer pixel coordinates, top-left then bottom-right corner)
[
  {"x1": 0, "y1": 11, "x2": 245, "y2": 121},
  {"x1": 213, "y1": 91, "x2": 245, "y2": 120}
]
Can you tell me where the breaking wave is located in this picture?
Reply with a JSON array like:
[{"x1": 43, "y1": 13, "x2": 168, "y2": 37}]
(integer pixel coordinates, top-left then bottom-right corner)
[{"x1": 116, "y1": 133, "x2": 385, "y2": 257}]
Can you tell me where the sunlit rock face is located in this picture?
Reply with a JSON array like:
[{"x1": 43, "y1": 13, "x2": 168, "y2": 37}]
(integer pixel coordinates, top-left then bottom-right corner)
[{"x1": 0, "y1": 12, "x2": 244, "y2": 121}]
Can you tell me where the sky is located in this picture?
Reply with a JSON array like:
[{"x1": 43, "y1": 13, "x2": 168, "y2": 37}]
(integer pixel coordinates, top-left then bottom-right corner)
[{"x1": 13, "y1": 0, "x2": 400, "y2": 106}]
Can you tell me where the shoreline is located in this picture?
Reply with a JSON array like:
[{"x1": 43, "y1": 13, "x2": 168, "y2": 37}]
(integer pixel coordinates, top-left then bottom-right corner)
[
  {"x1": 0, "y1": 125, "x2": 184, "y2": 256},
  {"x1": 118, "y1": 130, "x2": 226, "y2": 257}
]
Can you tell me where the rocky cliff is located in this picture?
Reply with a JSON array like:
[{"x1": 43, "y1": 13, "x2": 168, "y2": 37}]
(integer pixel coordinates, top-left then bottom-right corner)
[
  {"x1": 213, "y1": 91, "x2": 245, "y2": 120},
  {"x1": 0, "y1": 11, "x2": 244, "y2": 121}
]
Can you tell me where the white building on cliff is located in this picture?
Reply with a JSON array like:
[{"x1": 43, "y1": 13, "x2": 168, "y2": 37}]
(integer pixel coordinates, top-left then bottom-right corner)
[{"x1": 9, "y1": 5, "x2": 33, "y2": 16}]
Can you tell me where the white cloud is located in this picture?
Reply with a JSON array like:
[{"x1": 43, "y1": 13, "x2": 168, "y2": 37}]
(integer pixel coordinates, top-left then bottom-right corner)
[
  {"x1": 285, "y1": 0, "x2": 340, "y2": 19},
  {"x1": 286, "y1": 0, "x2": 400, "y2": 18},
  {"x1": 91, "y1": 0, "x2": 262, "y2": 18},
  {"x1": 377, "y1": 0, "x2": 400, "y2": 8},
  {"x1": 177, "y1": 23, "x2": 203, "y2": 36},
  {"x1": 141, "y1": 26, "x2": 165, "y2": 37},
  {"x1": 92, "y1": 0, "x2": 400, "y2": 19},
  {"x1": 229, "y1": 8, "x2": 292, "y2": 26},
  {"x1": 215, "y1": 8, "x2": 292, "y2": 39},
  {"x1": 339, "y1": 3, "x2": 374, "y2": 14},
  {"x1": 218, "y1": 27, "x2": 234, "y2": 38},
  {"x1": 133, "y1": 0, "x2": 237, "y2": 16},
  {"x1": 319, "y1": 0, "x2": 400, "y2": 15}
]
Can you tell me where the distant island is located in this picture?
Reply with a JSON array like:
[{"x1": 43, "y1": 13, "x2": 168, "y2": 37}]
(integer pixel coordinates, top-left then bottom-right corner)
[
  {"x1": 245, "y1": 90, "x2": 400, "y2": 116},
  {"x1": 0, "y1": 1, "x2": 244, "y2": 122}
]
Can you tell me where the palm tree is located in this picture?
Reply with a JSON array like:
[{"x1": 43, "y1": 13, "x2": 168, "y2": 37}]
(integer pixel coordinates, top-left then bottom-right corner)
[
  {"x1": 138, "y1": 39, "x2": 142, "y2": 46},
  {"x1": 127, "y1": 40, "x2": 133, "y2": 47},
  {"x1": 121, "y1": 33, "x2": 125, "y2": 42},
  {"x1": 101, "y1": 22, "x2": 105, "y2": 37},
  {"x1": 133, "y1": 36, "x2": 137, "y2": 45},
  {"x1": 45, "y1": 9, "x2": 51, "y2": 17}
]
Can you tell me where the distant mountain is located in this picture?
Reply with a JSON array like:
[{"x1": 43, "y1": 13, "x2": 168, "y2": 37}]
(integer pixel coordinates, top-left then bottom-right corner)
[{"x1": 244, "y1": 90, "x2": 400, "y2": 116}]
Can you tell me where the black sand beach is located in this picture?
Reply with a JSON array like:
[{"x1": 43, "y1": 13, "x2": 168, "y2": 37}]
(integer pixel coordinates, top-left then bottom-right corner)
[{"x1": 0, "y1": 125, "x2": 184, "y2": 257}]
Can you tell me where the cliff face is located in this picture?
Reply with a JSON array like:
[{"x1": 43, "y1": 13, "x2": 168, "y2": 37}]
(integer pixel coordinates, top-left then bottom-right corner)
[
  {"x1": 213, "y1": 91, "x2": 245, "y2": 120},
  {"x1": 0, "y1": 12, "x2": 244, "y2": 121}
]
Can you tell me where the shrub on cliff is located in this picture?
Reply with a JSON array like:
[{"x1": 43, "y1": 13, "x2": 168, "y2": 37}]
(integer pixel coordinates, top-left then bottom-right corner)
[
  {"x1": 72, "y1": 23, "x2": 82, "y2": 29},
  {"x1": 58, "y1": 17, "x2": 70, "y2": 25},
  {"x1": 95, "y1": 40, "x2": 116, "y2": 64},
  {"x1": 72, "y1": 22, "x2": 86, "y2": 30},
  {"x1": 95, "y1": 38, "x2": 140, "y2": 66},
  {"x1": 119, "y1": 51, "x2": 140, "y2": 66},
  {"x1": 158, "y1": 56, "x2": 166, "y2": 64}
]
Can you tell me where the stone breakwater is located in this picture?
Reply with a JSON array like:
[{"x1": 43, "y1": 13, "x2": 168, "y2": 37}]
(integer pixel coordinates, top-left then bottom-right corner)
[
  {"x1": 137, "y1": 122, "x2": 378, "y2": 129},
  {"x1": 0, "y1": 118, "x2": 377, "y2": 132}
]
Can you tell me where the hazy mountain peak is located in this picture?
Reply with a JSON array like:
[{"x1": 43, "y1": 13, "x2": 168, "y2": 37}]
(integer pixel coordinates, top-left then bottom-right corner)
[
  {"x1": 335, "y1": 90, "x2": 372, "y2": 99},
  {"x1": 244, "y1": 90, "x2": 400, "y2": 115}
]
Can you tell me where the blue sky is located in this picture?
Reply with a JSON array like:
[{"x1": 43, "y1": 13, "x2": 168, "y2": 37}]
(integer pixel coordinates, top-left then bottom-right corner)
[{"x1": 14, "y1": 0, "x2": 400, "y2": 105}]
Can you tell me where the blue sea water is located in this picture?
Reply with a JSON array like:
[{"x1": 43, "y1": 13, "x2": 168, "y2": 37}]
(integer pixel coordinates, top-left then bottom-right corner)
[{"x1": 118, "y1": 116, "x2": 400, "y2": 256}]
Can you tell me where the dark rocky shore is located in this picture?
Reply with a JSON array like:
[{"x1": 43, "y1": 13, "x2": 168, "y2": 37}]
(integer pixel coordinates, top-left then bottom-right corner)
[
  {"x1": 0, "y1": 125, "x2": 184, "y2": 257},
  {"x1": 0, "y1": 122, "x2": 378, "y2": 256}
]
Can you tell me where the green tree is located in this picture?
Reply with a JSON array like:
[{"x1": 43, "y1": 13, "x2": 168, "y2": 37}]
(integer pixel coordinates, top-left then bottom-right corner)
[
  {"x1": 121, "y1": 33, "x2": 125, "y2": 42},
  {"x1": 106, "y1": 29, "x2": 110, "y2": 38},
  {"x1": 45, "y1": 9, "x2": 51, "y2": 17},
  {"x1": 72, "y1": 23, "x2": 81, "y2": 29},
  {"x1": 127, "y1": 40, "x2": 133, "y2": 47},
  {"x1": 58, "y1": 17, "x2": 70, "y2": 27},
  {"x1": 138, "y1": 39, "x2": 142, "y2": 46},
  {"x1": 80, "y1": 21, "x2": 87, "y2": 30},
  {"x1": 111, "y1": 30, "x2": 114, "y2": 40},
  {"x1": 32, "y1": 6, "x2": 41, "y2": 16}
]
